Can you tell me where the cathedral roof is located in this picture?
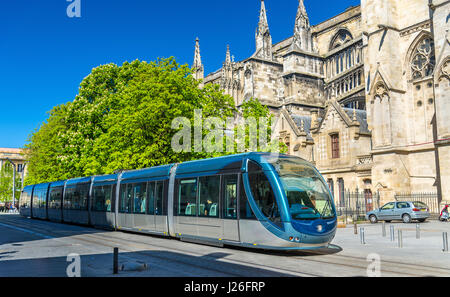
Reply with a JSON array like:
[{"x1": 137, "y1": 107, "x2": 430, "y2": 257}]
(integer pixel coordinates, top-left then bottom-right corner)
[
  {"x1": 342, "y1": 107, "x2": 370, "y2": 134},
  {"x1": 290, "y1": 115, "x2": 314, "y2": 141}
]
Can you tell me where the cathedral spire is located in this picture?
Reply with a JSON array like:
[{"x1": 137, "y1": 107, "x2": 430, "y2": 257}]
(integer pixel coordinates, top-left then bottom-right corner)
[
  {"x1": 193, "y1": 37, "x2": 204, "y2": 81},
  {"x1": 297, "y1": 0, "x2": 308, "y2": 18},
  {"x1": 254, "y1": 0, "x2": 273, "y2": 60},
  {"x1": 258, "y1": 0, "x2": 269, "y2": 36},
  {"x1": 291, "y1": 0, "x2": 314, "y2": 52},
  {"x1": 193, "y1": 37, "x2": 202, "y2": 69},
  {"x1": 225, "y1": 44, "x2": 231, "y2": 65}
]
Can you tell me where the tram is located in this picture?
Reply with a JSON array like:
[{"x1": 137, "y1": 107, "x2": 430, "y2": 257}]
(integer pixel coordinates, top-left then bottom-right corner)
[{"x1": 19, "y1": 153, "x2": 337, "y2": 250}]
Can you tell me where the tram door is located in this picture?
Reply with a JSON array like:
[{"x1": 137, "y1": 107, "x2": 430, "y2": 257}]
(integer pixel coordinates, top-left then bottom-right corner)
[
  {"x1": 196, "y1": 176, "x2": 223, "y2": 240},
  {"x1": 222, "y1": 174, "x2": 240, "y2": 242},
  {"x1": 154, "y1": 181, "x2": 166, "y2": 233}
]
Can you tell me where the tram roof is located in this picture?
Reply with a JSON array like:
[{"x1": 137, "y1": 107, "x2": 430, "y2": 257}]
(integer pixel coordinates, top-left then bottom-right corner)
[
  {"x1": 66, "y1": 176, "x2": 92, "y2": 186},
  {"x1": 92, "y1": 174, "x2": 118, "y2": 183},
  {"x1": 175, "y1": 152, "x2": 280, "y2": 175},
  {"x1": 121, "y1": 164, "x2": 174, "y2": 182},
  {"x1": 33, "y1": 182, "x2": 51, "y2": 190},
  {"x1": 22, "y1": 185, "x2": 34, "y2": 192},
  {"x1": 49, "y1": 180, "x2": 66, "y2": 188}
]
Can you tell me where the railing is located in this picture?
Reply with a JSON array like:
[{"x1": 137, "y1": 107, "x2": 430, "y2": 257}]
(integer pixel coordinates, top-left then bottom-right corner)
[
  {"x1": 395, "y1": 192, "x2": 440, "y2": 214},
  {"x1": 335, "y1": 190, "x2": 381, "y2": 221}
]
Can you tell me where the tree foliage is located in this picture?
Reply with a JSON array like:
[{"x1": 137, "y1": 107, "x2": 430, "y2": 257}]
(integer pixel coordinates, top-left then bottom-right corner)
[
  {"x1": 25, "y1": 58, "x2": 284, "y2": 185},
  {"x1": 0, "y1": 163, "x2": 22, "y2": 203}
]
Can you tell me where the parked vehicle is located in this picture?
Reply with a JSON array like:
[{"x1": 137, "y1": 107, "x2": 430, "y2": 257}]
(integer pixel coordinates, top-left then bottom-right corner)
[{"x1": 366, "y1": 201, "x2": 430, "y2": 224}]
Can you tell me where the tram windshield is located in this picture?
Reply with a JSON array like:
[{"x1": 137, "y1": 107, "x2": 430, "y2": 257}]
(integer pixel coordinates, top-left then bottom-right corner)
[{"x1": 268, "y1": 157, "x2": 335, "y2": 220}]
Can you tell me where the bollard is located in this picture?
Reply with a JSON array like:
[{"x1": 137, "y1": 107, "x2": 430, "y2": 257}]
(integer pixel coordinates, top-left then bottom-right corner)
[
  {"x1": 382, "y1": 222, "x2": 386, "y2": 237},
  {"x1": 354, "y1": 223, "x2": 358, "y2": 235},
  {"x1": 416, "y1": 224, "x2": 420, "y2": 239},
  {"x1": 390, "y1": 225, "x2": 395, "y2": 242},
  {"x1": 398, "y1": 230, "x2": 403, "y2": 248},
  {"x1": 360, "y1": 227, "x2": 365, "y2": 244},
  {"x1": 443, "y1": 232, "x2": 448, "y2": 253},
  {"x1": 113, "y1": 247, "x2": 119, "y2": 274}
]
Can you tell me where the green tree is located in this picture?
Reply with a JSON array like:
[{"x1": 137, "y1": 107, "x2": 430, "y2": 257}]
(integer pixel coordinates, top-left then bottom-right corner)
[
  {"x1": 0, "y1": 163, "x2": 22, "y2": 203},
  {"x1": 25, "y1": 58, "x2": 285, "y2": 185},
  {"x1": 238, "y1": 97, "x2": 287, "y2": 154}
]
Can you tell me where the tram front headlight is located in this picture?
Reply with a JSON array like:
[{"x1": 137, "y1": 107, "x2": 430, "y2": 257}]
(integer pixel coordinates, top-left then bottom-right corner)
[{"x1": 317, "y1": 225, "x2": 323, "y2": 232}]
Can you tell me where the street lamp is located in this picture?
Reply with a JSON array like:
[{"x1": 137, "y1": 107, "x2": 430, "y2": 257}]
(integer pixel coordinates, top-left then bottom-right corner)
[
  {"x1": 6, "y1": 158, "x2": 16, "y2": 211},
  {"x1": 21, "y1": 162, "x2": 28, "y2": 191}
]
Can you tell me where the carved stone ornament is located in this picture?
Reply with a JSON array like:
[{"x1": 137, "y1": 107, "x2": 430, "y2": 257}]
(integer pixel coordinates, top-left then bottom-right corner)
[
  {"x1": 375, "y1": 82, "x2": 388, "y2": 97},
  {"x1": 438, "y1": 58, "x2": 450, "y2": 82}
]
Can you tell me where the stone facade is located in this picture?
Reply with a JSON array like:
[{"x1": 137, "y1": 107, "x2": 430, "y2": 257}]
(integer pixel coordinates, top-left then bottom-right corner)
[
  {"x1": 192, "y1": 0, "x2": 450, "y2": 206},
  {"x1": 0, "y1": 148, "x2": 27, "y2": 179}
]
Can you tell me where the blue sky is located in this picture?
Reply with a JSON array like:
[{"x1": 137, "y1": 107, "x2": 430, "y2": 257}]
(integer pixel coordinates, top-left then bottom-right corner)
[{"x1": 0, "y1": 0, "x2": 360, "y2": 148}]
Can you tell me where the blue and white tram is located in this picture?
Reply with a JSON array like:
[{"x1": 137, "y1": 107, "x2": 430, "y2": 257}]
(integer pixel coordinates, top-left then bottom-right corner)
[{"x1": 19, "y1": 153, "x2": 337, "y2": 251}]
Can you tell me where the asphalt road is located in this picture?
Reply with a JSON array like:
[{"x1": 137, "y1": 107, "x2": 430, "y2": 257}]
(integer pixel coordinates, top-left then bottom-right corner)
[{"x1": 0, "y1": 214, "x2": 449, "y2": 277}]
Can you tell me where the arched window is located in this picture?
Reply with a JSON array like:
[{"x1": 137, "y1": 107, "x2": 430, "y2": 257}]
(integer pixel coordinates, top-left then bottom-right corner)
[
  {"x1": 411, "y1": 37, "x2": 435, "y2": 80},
  {"x1": 330, "y1": 29, "x2": 353, "y2": 50}
]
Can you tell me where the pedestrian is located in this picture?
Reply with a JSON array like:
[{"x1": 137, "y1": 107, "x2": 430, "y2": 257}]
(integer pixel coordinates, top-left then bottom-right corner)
[{"x1": 440, "y1": 204, "x2": 449, "y2": 222}]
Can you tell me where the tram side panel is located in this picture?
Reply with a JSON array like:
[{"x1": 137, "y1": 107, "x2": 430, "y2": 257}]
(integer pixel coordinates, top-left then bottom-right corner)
[
  {"x1": 116, "y1": 179, "x2": 169, "y2": 236},
  {"x1": 31, "y1": 184, "x2": 49, "y2": 220},
  {"x1": 63, "y1": 182, "x2": 90, "y2": 225},
  {"x1": 89, "y1": 183, "x2": 116, "y2": 230},
  {"x1": 47, "y1": 184, "x2": 64, "y2": 223},
  {"x1": 19, "y1": 186, "x2": 33, "y2": 218}
]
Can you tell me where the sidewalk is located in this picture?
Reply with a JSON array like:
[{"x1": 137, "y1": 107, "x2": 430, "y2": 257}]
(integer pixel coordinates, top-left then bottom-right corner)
[{"x1": 333, "y1": 220, "x2": 450, "y2": 270}]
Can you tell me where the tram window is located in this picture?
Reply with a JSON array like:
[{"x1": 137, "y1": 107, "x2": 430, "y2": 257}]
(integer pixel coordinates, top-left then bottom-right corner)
[
  {"x1": 199, "y1": 176, "x2": 220, "y2": 218},
  {"x1": 32, "y1": 189, "x2": 41, "y2": 209},
  {"x1": 247, "y1": 161, "x2": 281, "y2": 224},
  {"x1": 239, "y1": 176, "x2": 256, "y2": 220},
  {"x1": 92, "y1": 185, "x2": 113, "y2": 212},
  {"x1": 110, "y1": 184, "x2": 116, "y2": 212},
  {"x1": 223, "y1": 175, "x2": 238, "y2": 219},
  {"x1": 147, "y1": 182, "x2": 156, "y2": 215},
  {"x1": 34, "y1": 189, "x2": 45, "y2": 209},
  {"x1": 63, "y1": 187, "x2": 73, "y2": 209},
  {"x1": 49, "y1": 187, "x2": 63, "y2": 209},
  {"x1": 178, "y1": 179, "x2": 198, "y2": 216},
  {"x1": 42, "y1": 189, "x2": 48, "y2": 208},
  {"x1": 132, "y1": 183, "x2": 147, "y2": 214},
  {"x1": 73, "y1": 184, "x2": 89, "y2": 210},
  {"x1": 119, "y1": 184, "x2": 133, "y2": 213},
  {"x1": 66, "y1": 184, "x2": 89, "y2": 210},
  {"x1": 155, "y1": 181, "x2": 164, "y2": 216}
]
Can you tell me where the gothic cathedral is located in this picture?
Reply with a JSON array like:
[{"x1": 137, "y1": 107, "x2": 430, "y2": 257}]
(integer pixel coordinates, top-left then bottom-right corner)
[{"x1": 192, "y1": 0, "x2": 450, "y2": 207}]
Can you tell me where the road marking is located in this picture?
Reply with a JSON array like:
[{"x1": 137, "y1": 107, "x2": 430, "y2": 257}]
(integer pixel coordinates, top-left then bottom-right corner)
[{"x1": 0, "y1": 222, "x2": 54, "y2": 240}]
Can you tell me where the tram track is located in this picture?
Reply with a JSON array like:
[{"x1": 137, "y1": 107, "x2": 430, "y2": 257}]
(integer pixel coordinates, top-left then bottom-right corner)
[{"x1": 1, "y1": 215, "x2": 449, "y2": 277}]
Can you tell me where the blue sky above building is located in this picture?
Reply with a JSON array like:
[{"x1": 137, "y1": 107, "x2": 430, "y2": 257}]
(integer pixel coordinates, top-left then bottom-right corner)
[{"x1": 0, "y1": 0, "x2": 359, "y2": 148}]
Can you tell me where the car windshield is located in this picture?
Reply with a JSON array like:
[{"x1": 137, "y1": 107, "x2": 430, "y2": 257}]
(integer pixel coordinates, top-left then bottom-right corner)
[{"x1": 267, "y1": 156, "x2": 335, "y2": 220}]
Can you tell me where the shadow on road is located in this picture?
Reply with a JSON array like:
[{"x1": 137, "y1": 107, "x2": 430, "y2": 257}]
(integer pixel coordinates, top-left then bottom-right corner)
[
  {"x1": 0, "y1": 249, "x2": 299, "y2": 277},
  {"x1": 223, "y1": 243, "x2": 343, "y2": 257}
]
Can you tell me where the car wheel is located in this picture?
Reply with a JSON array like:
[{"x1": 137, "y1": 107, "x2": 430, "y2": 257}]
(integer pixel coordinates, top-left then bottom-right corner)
[
  {"x1": 402, "y1": 214, "x2": 411, "y2": 224},
  {"x1": 369, "y1": 215, "x2": 378, "y2": 224}
]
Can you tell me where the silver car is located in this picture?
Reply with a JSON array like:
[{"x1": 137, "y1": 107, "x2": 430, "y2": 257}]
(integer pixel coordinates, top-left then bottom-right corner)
[{"x1": 366, "y1": 201, "x2": 430, "y2": 224}]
